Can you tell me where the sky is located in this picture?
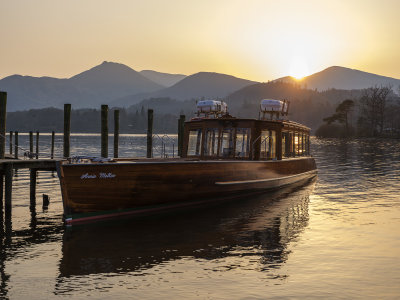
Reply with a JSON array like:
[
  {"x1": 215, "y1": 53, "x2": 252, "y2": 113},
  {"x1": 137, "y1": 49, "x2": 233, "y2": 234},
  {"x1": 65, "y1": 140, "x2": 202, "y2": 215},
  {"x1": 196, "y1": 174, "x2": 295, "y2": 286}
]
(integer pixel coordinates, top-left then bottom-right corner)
[{"x1": 1, "y1": 0, "x2": 400, "y2": 81}]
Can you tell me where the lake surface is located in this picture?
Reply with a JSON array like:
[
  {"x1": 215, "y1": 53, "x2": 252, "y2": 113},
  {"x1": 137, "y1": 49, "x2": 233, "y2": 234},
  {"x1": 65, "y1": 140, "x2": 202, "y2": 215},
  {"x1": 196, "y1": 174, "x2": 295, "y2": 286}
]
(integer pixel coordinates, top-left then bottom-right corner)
[{"x1": 1, "y1": 135, "x2": 399, "y2": 299}]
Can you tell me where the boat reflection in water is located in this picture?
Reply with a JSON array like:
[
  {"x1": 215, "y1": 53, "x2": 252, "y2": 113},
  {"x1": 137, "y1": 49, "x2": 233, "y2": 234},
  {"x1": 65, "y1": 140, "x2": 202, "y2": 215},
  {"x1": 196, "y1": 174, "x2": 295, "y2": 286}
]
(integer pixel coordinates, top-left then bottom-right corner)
[{"x1": 57, "y1": 177, "x2": 315, "y2": 284}]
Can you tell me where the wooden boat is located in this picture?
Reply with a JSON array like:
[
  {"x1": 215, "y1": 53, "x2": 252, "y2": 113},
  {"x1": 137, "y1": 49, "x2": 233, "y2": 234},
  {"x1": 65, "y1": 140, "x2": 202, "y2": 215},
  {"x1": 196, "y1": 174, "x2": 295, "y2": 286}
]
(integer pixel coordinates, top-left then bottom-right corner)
[{"x1": 57, "y1": 99, "x2": 317, "y2": 225}]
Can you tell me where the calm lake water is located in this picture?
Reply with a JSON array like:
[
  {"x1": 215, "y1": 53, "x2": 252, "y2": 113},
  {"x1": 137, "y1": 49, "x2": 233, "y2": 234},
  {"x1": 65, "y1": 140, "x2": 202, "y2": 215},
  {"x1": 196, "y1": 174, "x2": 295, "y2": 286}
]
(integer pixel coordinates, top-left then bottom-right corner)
[{"x1": 1, "y1": 135, "x2": 399, "y2": 299}]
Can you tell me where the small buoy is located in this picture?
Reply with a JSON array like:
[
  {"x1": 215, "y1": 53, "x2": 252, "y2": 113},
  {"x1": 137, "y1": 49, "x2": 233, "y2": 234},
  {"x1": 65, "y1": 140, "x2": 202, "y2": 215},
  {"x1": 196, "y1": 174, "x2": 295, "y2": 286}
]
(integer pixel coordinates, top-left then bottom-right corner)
[{"x1": 42, "y1": 194, "x2": 50, "y2": 208}]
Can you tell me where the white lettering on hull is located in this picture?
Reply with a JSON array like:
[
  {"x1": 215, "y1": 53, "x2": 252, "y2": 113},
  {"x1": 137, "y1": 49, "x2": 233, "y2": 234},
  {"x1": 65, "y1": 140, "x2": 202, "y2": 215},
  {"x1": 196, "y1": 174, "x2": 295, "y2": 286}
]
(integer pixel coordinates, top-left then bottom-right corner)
[
  {"x1": 99, "y1": 172, "x2": 116, "y2": 178},
  {"x1": 80, "y1": 172, "x2": 116, "y2": 179}
]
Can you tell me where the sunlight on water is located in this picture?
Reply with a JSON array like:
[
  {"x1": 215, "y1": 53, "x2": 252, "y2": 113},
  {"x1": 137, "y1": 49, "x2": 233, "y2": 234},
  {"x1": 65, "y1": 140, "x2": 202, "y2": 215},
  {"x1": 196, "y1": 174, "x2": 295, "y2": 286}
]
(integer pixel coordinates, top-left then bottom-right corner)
[{"x1": 1, "y1": 136, "x2": 400, "y2": 299}]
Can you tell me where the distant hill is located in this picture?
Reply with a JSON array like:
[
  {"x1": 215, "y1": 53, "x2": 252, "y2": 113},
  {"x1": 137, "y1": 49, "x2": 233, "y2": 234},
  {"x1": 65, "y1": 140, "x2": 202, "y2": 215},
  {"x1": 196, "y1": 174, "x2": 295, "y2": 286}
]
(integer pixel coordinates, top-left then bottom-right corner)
[
  {"x1": 275, "y1": 66, "x2": 400, "y2": 91},
  {"x1": 69, "y1": 61, "x2": 163, "y2": 98},
  {"x1": 140, "y1": 70, "x2": 186, "y2": 87},
  {"x1": 112, "y1": 72, "x2": 258, "y2": 107},
  {"x1": 226, "y1": 81, "x2": 364, "y2": 130},
  {"x1": 0, "y1": 61, "x2": 163, "y2": 111},
  {"x1": 157, "y1": 72, "x2": 257, "y2": 100},
  {"x1": 0, "y1": 75, "x2": 80, "y2": 111}
]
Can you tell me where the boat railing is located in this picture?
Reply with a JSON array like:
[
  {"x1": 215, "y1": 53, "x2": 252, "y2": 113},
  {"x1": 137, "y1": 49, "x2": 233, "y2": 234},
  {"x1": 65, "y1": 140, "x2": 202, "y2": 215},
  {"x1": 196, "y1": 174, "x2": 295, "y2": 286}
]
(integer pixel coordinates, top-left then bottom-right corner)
[{"x1": 152, "y1": 134, "x2": 176, "y2": 158}]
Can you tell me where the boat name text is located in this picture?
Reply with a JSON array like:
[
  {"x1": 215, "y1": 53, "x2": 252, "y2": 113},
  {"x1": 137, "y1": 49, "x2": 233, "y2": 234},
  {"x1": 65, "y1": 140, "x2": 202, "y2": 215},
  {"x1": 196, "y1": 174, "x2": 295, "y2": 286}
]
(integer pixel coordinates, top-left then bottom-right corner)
[{"x1": 80, "y1": 172, "x2": 116, "y2": 179}]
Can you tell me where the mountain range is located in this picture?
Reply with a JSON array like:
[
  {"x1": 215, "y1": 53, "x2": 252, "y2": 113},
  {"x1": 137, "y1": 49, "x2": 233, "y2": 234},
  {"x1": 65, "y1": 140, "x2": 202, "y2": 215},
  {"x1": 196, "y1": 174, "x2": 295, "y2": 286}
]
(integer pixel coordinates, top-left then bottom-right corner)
[
  {"x1": 0, "y1": 62, "x2": 399, "y2": 112},
  {"x1": 276, "y1": 66, "x2": 400, "y2": 91}
]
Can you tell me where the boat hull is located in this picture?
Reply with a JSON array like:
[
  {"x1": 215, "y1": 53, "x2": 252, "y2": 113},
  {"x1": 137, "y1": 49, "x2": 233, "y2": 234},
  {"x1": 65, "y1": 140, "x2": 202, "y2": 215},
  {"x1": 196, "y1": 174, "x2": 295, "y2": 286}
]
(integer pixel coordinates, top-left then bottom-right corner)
[{"x1": 57, "y1": 157, "x2": 317, "y2": 225}]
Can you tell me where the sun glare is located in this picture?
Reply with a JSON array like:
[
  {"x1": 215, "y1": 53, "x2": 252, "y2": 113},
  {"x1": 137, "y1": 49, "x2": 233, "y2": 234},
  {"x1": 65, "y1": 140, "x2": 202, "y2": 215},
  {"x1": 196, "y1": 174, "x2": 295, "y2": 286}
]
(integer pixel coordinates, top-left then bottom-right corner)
[{"x1": 289, "y1": 55, "x2": 310, "y2": 79}]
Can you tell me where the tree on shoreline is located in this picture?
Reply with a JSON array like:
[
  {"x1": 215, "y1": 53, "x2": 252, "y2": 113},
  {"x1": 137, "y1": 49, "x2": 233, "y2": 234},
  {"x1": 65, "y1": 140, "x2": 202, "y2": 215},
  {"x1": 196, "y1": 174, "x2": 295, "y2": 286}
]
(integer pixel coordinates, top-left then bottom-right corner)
[
  {"x1": 357, "y1": 86, "x2": 391, "y2": 136},
  {"x1": 323, "y1": 99, "x2": 355, "y2": 136},
  {"x1": 316, "y1": 99, "x2": 355, "y2": 137}
]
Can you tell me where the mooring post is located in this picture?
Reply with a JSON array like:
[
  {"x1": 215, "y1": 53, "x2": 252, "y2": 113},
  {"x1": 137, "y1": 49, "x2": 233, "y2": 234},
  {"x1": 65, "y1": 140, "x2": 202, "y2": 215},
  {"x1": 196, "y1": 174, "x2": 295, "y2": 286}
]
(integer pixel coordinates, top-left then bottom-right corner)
[
  {"x1": 0, "y1": 174, "x2": 3, "y2": 217},
  {"x1": 36, "y1": 131, "x2": 39, "y2": 159},
  {"x1": 0, "y1": 91, "x2": 6, "y2": 159},
  {"x1": 178, "y1": 114, "x2": 185, "y2": 157},
  {"x1": 14, "y1": 131, "x2": 18, "y2": 159},
  {"x1": 64, "y1": 103, "x2": 71, "y2": 158},
  {"x1": 114, "y1": 109, "x2": 119, "y2": 158},
  {"x1": 101, "y1": 105, "x2": 108, "y2": 158},
  {"x1": 51, "y1": 131, "x2": 55, "y2": 159},
  {"x1": 147, "y1": 109, "x2": 153, "y2": 158},
  {"x1": 4, "y1": 163, "x2": 13, "y2": 218},
  {"x1": 29, "y1": 131, "x2": 33, "y2": 154},
  {"x1": 9, "y1": 131, "x2": 13, "y2": 155},
  {"x1": 30, "y1": 169, "x2": 37, "y2": 210}
]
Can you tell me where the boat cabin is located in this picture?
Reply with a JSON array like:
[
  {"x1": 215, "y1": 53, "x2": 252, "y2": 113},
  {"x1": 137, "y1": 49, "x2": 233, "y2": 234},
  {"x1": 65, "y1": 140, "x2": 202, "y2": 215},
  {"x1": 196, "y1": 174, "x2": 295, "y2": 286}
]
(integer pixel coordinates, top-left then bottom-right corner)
[{"x1": 182, "y1": 99, "x2": 311, "y2": 160}]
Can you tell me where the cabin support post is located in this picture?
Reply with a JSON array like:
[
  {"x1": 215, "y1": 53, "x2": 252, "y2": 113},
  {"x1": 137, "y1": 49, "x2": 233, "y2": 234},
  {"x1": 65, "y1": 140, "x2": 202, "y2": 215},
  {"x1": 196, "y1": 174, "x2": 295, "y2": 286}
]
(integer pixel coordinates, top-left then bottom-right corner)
[
  {"x1": 101, "y1": 105, "x2": 108, "y2": 158},
  {"x1": 9, "y1": 131, "x2": 13, "y2": 155},
  {"x1": 0, "y1": 92, "x2": 6, "y2": 159},
  {"x1": 292, "y1": 132, "x2": 296, "y2": 156},
  {"x1": 114, "y1": 110, "x2": 119, "y2": 158},
  {"x1": 36, "y1": 131, "x2": 39, "y2": 159},
  {"x1": 147, "y1": 109, "x2": 153, "y2": 158},
  {"x1": 277, "y1": 129, "x2": 282, "y2": 160},
  {"x1": 14, "y1": 131, "x2": 18, "y2": 159},
  {"x1": 178, "y1": 114, "x2": 185, "y2": 157},
  {"x1": 64, "y1": 104, "x2": 71, "y2": 158},
  {"x1": 30, "y1": 169, "x2": 37, "y2": 210},
  {"x1": 51, "y1": 131, "x2": 55, "y2": 159},
  {"x1": 4, "y1": 163, "x2": 12, "y2": 218}
]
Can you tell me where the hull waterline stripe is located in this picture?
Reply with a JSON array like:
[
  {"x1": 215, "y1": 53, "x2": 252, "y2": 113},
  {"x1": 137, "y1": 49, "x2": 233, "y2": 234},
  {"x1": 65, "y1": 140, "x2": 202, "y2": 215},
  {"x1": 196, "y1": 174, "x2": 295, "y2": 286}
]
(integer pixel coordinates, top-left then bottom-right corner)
[{"x1": 215, "y1": 170, "x2": 317, "y2": 185}]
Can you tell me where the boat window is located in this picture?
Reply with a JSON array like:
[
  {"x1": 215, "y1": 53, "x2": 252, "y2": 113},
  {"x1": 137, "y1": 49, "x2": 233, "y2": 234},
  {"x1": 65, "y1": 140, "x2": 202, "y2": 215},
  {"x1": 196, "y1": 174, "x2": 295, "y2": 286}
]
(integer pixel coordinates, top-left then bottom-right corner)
[
  {"x1": 203, "y1": 128, "x2": 219, "y2": 157},
  {"x1": 282, "y1": 132, "x2": 287, "y2": 157},
  {"x1": 294, "y1": 132, "x2": 299, "y2": 156},
  {"x1": 260, "y1": 130, "x2": 276, "y2": 159},
  {"x1": 220, "y1": 128, "x2": 235, "y2": 157},
  {"x1": 187, "y1": 129, "x2": 202, "y2": 156},
  {"x1": 235, "y1": 128, "x2": 251, "y2": 158}
]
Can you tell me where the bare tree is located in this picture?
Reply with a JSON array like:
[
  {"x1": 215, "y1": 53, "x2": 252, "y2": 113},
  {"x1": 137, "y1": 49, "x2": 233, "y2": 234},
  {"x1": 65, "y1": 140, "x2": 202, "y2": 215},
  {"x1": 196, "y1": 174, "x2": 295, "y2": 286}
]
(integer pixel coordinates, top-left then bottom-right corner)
[{"x1": 358, "y1": 86, "x2": 391, "y2": 136}]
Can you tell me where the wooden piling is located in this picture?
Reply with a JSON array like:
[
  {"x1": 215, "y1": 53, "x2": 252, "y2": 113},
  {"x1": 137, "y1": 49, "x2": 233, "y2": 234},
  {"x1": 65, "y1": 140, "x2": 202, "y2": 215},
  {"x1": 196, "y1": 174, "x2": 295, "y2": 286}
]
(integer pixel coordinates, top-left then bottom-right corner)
[
  {"x1": 178, "y1": 114, "x2": 185, "y2": 157},
  {"x1": 36, "y1": 131, "x2": 39, "y2": 159},
  {"x1": 9, "y1": 131, "x2": 13, "y2": 155},
  {"x1": 51, "y1": 131, "x2": 55, "y2": 159},
  {"x1": 0, "y1": 174, "x2": 3, "y2": 216},
  {"x1": 29, "y1": 131, "x2": 33, "y2": 154},
  {"x1": 114, "y1": 109, "x2": 119, "y2": 158},
  {"x1": 147, "y1": 109, "x2": 153, "y2": 158},
  {"x1": 64, "y1": 104, "x2": 71, "y2": 158},
  {"x1": 101, "y1": 105, "x2": 108, "y2": 158},
  {"x1": 4, "y1": 163, "x2": 13, "y2": 218},
  {"x1": 14, "y1": 131, "x2": 18, "y2": 159},
  {"x1": 30, "y1": 169, "x2": 37, "y2": 210},
  {"x1": 0, "y1": 91, "x2": 6, "y2": 159}
]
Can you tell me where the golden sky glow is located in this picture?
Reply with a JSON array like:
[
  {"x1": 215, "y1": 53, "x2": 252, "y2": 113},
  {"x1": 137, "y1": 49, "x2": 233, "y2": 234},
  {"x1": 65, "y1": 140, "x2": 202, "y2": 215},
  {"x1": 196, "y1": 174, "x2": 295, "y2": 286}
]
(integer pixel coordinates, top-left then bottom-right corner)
[{"x1": 1, "y1": 0, "x2": 400, "y2": 81}]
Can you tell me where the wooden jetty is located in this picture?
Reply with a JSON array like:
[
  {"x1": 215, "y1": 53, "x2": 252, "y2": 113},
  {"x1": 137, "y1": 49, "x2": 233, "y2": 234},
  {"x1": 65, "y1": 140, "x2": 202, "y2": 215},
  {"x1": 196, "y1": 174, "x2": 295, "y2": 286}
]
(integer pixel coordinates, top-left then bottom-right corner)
[
  {"x1": 0, "y1": 159, "x2": 60, "y2": 217},
  {"x1": 0, "y1": 90, "x2": 181, "y2": 227}
]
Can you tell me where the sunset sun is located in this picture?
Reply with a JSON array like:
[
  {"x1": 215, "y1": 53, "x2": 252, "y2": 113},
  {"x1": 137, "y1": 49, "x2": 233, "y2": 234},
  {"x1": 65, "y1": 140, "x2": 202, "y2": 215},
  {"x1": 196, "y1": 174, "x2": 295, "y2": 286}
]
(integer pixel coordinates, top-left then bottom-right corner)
[{"x1": 289, "y1": 55, "x2": 310, "y2": 79}]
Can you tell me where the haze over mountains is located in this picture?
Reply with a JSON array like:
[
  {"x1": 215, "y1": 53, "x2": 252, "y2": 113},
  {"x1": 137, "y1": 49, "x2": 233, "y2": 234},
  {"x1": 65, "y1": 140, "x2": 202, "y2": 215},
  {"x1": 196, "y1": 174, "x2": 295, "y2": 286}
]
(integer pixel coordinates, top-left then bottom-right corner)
[
  {"x1": 276, "y1": 66, "x2": 400, "y2": 91},
  {"x1": 140, "y1": 70, "x2": 186, "y2": 87},
  {"x1": 1, "y1": 61, "x2": 399, "y2": 112}
]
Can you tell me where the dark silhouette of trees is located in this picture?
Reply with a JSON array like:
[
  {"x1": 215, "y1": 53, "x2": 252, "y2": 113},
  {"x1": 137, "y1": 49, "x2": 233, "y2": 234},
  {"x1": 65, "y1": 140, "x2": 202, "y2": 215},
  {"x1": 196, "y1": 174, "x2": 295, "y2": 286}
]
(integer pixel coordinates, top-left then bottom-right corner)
[
  {"x1": 357, "y1": 86, "x2": 391, "y2": 136},
  {"x1": 320, "y1": 99, "x2": 355, "y2": 137}
]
